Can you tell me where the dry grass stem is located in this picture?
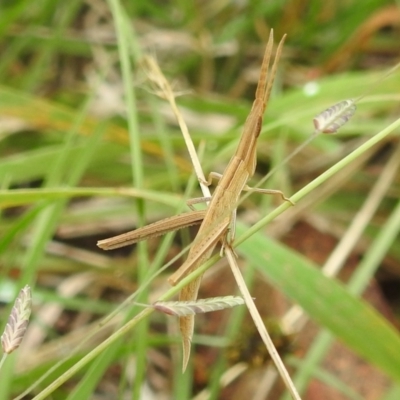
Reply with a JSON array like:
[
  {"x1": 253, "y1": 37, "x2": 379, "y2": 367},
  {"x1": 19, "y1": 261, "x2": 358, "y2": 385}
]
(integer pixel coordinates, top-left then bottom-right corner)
[
  {"x1": 141, "y1": 55, "x2": 212, "y2": 200},
  {"x1": 225, "y1": 247, "x2": 301, "y2": 400}
]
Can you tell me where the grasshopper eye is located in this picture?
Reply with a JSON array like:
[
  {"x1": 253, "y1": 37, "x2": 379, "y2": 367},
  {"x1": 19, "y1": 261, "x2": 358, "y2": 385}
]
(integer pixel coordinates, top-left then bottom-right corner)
[{"x1": 313, "y1": 99, "x2": 357, "y2": 134}]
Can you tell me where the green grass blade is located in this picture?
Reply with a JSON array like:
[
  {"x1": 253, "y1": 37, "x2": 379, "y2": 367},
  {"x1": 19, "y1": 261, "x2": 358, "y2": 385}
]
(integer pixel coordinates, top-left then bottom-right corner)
[{"x1": 237, "y1": 223, "x2": 400, "y2": 383}]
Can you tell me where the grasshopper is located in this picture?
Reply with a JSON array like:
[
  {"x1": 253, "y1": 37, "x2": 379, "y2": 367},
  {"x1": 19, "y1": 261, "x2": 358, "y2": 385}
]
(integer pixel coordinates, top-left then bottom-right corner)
[{"x1": 98, "y1": 31, "x2": 288, "y2": 371}]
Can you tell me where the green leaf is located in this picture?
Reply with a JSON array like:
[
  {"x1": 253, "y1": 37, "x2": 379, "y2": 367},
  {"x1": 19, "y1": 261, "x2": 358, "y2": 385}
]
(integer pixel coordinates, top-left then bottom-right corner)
[{"x1": 237, "y1": 223, "x2": 400, "y2": 383}]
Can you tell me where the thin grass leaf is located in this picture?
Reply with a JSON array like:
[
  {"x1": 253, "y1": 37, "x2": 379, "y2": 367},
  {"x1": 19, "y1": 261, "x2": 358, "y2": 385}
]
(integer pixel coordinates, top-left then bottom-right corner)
[
  {"x1": 153, "y1": 296, "x2": 245, "y2": 316},
  {"x1": 313, "y1": 99, "x2": 357, "y2": 134},
  {"x1": 1, "y1": 285, "x2": 32, "y2": 354}
]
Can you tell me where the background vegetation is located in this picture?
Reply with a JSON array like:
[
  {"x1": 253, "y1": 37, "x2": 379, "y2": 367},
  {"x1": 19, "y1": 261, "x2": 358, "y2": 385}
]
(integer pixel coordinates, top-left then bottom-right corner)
[{"x1": 1, "y1": 1, "x2": 400, "y2": 399}]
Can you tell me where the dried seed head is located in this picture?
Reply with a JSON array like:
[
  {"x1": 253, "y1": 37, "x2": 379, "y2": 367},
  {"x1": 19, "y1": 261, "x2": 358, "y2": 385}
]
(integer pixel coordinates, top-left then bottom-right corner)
[
  {"x1": 153, "y1": 296, "x2": 245, "y2": 317},
  {"x1": 313, "y1": 99, "x2": 357, "y2": 134},
  {"x1": 1, "y1": 285, "x2": 32, "y2": 354}
]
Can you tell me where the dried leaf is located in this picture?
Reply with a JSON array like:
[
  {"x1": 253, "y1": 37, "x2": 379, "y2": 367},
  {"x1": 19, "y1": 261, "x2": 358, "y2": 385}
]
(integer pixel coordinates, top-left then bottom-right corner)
[
  {"x1": 313, "y1": 99, "x2": 356, "y2": 134},
  {"x1": 1, "y1": 285, "x2": 32, "y2": 354},
  {"x1": 153, "y1": 295, "x2": 245, "y2": 317}
]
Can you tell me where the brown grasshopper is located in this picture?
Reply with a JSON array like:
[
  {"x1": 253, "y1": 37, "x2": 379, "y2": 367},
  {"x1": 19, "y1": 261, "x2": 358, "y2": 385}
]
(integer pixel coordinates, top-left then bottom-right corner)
[{"x1": 98, "y1": 31, "x2": 288, "y2": 370}]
